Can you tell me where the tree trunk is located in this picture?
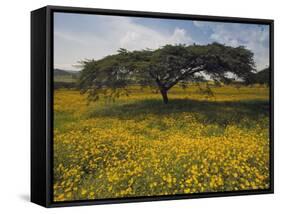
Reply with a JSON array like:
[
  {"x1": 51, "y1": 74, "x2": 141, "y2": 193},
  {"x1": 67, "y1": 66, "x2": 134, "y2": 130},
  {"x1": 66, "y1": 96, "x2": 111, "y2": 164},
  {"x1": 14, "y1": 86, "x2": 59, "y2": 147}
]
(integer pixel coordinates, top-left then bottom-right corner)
[{"x1": 160, "y1": 89, "x2": 169, "y2": 104}]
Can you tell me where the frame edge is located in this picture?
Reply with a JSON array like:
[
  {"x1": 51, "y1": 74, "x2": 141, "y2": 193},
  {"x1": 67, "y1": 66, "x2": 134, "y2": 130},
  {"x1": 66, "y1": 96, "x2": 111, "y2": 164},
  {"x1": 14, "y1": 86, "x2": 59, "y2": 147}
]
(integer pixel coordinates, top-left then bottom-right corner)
[{"x1": 31, "y1": 6, "x2": 48, "y2": 207}]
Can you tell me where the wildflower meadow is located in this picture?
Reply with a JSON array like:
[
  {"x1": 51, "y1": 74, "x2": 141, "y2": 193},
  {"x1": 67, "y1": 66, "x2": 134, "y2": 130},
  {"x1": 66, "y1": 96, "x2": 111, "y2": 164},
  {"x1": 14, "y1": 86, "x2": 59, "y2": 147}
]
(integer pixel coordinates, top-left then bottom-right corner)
[{"x1": 53, "y1": 85, "x2": 270, "y2": 201}]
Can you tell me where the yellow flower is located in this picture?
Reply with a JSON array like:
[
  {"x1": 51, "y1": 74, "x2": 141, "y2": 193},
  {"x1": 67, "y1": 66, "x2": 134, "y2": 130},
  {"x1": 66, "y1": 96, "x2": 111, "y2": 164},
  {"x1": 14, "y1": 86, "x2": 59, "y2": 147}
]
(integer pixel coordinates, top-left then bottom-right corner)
[{"x1": 81, "y1": 189, "x2": 87, "y2": 195}]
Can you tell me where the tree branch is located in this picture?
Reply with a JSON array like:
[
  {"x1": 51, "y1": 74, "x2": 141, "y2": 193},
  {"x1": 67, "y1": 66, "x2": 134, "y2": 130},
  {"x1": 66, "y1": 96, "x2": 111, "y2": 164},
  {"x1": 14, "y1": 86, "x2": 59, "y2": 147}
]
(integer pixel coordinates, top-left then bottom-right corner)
[
  {"x1": 149, "y1": 70, "x2": 164, "y2": 88},
  {"x1": 165, "y1": 65, "x2": 205, "y2": 90}
]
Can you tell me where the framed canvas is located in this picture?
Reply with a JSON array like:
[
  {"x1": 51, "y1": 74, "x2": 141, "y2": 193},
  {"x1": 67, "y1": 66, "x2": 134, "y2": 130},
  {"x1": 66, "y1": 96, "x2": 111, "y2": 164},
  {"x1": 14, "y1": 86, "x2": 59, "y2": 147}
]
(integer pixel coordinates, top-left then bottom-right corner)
[{"x1": 31, "y1": 5, "x2": 274, "y2": 207}]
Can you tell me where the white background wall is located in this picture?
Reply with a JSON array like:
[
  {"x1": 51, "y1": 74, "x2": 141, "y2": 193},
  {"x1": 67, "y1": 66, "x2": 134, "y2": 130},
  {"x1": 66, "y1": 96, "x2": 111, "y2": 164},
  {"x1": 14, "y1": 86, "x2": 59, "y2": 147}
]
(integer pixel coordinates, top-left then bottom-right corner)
[{"x1": 0, "y1": 0, "x2": 279, "y2": 212}]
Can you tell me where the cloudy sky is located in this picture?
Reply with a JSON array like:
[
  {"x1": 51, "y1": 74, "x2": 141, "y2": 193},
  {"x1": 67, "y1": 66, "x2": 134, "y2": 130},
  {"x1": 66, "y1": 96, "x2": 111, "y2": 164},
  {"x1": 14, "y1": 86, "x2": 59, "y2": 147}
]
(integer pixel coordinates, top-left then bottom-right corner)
[{"x1": 54, "y1": 12, "x2": 270, "y2": 71}]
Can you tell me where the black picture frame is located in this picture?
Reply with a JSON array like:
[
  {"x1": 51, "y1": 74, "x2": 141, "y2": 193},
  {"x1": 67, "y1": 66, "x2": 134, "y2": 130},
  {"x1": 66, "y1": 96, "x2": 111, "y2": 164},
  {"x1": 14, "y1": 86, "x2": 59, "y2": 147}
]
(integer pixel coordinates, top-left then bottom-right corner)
[{"x1": 31, "y1": 5, "x2": 274, "y2": 208}]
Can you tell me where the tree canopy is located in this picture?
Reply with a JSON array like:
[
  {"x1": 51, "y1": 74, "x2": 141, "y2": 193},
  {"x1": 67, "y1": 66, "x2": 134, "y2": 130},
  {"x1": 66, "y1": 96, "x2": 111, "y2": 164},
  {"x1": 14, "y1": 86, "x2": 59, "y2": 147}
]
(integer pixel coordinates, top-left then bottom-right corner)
[{"x1": 78, "y1": 43, "x2": 256, "y2": 104}]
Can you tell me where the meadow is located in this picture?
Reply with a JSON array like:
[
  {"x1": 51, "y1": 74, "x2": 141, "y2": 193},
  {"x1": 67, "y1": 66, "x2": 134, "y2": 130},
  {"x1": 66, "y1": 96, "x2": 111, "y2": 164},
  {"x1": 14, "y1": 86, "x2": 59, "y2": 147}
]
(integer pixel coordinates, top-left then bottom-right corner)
[{"x1": 53, "y1": 85, "x2": 270, "y2": 201}]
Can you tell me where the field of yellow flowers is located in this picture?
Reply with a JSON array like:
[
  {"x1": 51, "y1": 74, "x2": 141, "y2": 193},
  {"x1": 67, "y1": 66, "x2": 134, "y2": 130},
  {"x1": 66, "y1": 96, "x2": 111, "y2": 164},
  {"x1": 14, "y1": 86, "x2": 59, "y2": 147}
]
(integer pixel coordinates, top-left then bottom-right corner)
[{"x1": 53, "y1": 85, "x2": 270, "y2": 201}]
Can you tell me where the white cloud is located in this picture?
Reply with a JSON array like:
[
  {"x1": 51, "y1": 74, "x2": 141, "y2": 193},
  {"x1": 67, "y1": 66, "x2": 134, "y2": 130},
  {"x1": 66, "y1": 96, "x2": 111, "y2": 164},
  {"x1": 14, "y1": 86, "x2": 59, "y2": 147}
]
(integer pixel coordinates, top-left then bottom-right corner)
[
  {"x1": 211, "y1": 25, "x2": 269, "y2": 70},
  {"x1": 119, "y1": 27, "x2": 192, "y2": 50},
  {"x1": 169, "y1": 28, "x2": 193, "y2": 44},
  {"x1": 54, "y1": 31, "x2": 87, "y2": 45},
  {"x1": 193, "y1": 21, "x2": 205, "y2": 28},
  {"x1": 54, "y1": 16, "x2": 269, "y2": 71},
  {"x1": 54, "y1": 16, "x2": 194, "y2": 70},
  {"x1": 193, "y1": 21, "x2": 270, "y2": 70}
]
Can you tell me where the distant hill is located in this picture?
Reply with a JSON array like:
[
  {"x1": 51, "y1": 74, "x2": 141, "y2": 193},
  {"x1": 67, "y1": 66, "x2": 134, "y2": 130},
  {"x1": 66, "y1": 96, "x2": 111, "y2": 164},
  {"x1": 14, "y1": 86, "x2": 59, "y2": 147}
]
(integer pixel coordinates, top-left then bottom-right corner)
[
  {"x1": 54, "y1": 68, "x2": 79, "y2": 76},
  {"x1": 255, "y1": 68, "x2": 269, "y2": 83},
  {"x1": 251, "y1": 68, "x2": 270, "y2": 85},
  {"x1": 54, "y1": 68, "x2": 69, "y2": 76},
  {"x1": 244, "y1": 68, "x2": 270, "y2": 86},
  {"x1": 54, "y1": 68, "x2": 80, "y2": 84}
]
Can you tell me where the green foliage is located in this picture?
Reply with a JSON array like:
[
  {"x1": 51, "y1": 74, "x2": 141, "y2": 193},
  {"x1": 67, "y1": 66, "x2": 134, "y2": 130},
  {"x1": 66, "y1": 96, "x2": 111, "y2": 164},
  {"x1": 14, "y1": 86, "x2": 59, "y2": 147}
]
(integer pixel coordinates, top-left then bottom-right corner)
[
  {"x1": 78, "y1": 43, "x2": 257, "y2": 103},
  {"x1": 245, "y1": 68, "x2": 270, "y2": 86}
]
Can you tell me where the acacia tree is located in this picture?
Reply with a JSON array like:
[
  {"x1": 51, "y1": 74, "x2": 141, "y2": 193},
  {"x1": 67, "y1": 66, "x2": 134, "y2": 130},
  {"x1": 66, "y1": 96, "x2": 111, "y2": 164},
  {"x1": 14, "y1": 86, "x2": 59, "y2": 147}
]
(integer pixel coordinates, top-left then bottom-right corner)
[{"x1": 78, "y1": 43, "x2": 256, "y2": 104}]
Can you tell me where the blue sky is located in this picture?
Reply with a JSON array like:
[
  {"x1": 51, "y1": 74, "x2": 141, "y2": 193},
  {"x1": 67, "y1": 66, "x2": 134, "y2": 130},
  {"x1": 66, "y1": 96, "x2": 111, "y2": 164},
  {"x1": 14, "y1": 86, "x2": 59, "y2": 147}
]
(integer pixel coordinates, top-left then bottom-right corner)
[{"x1": 54, "y1": 12, "x2": 269, "y2": 71}]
